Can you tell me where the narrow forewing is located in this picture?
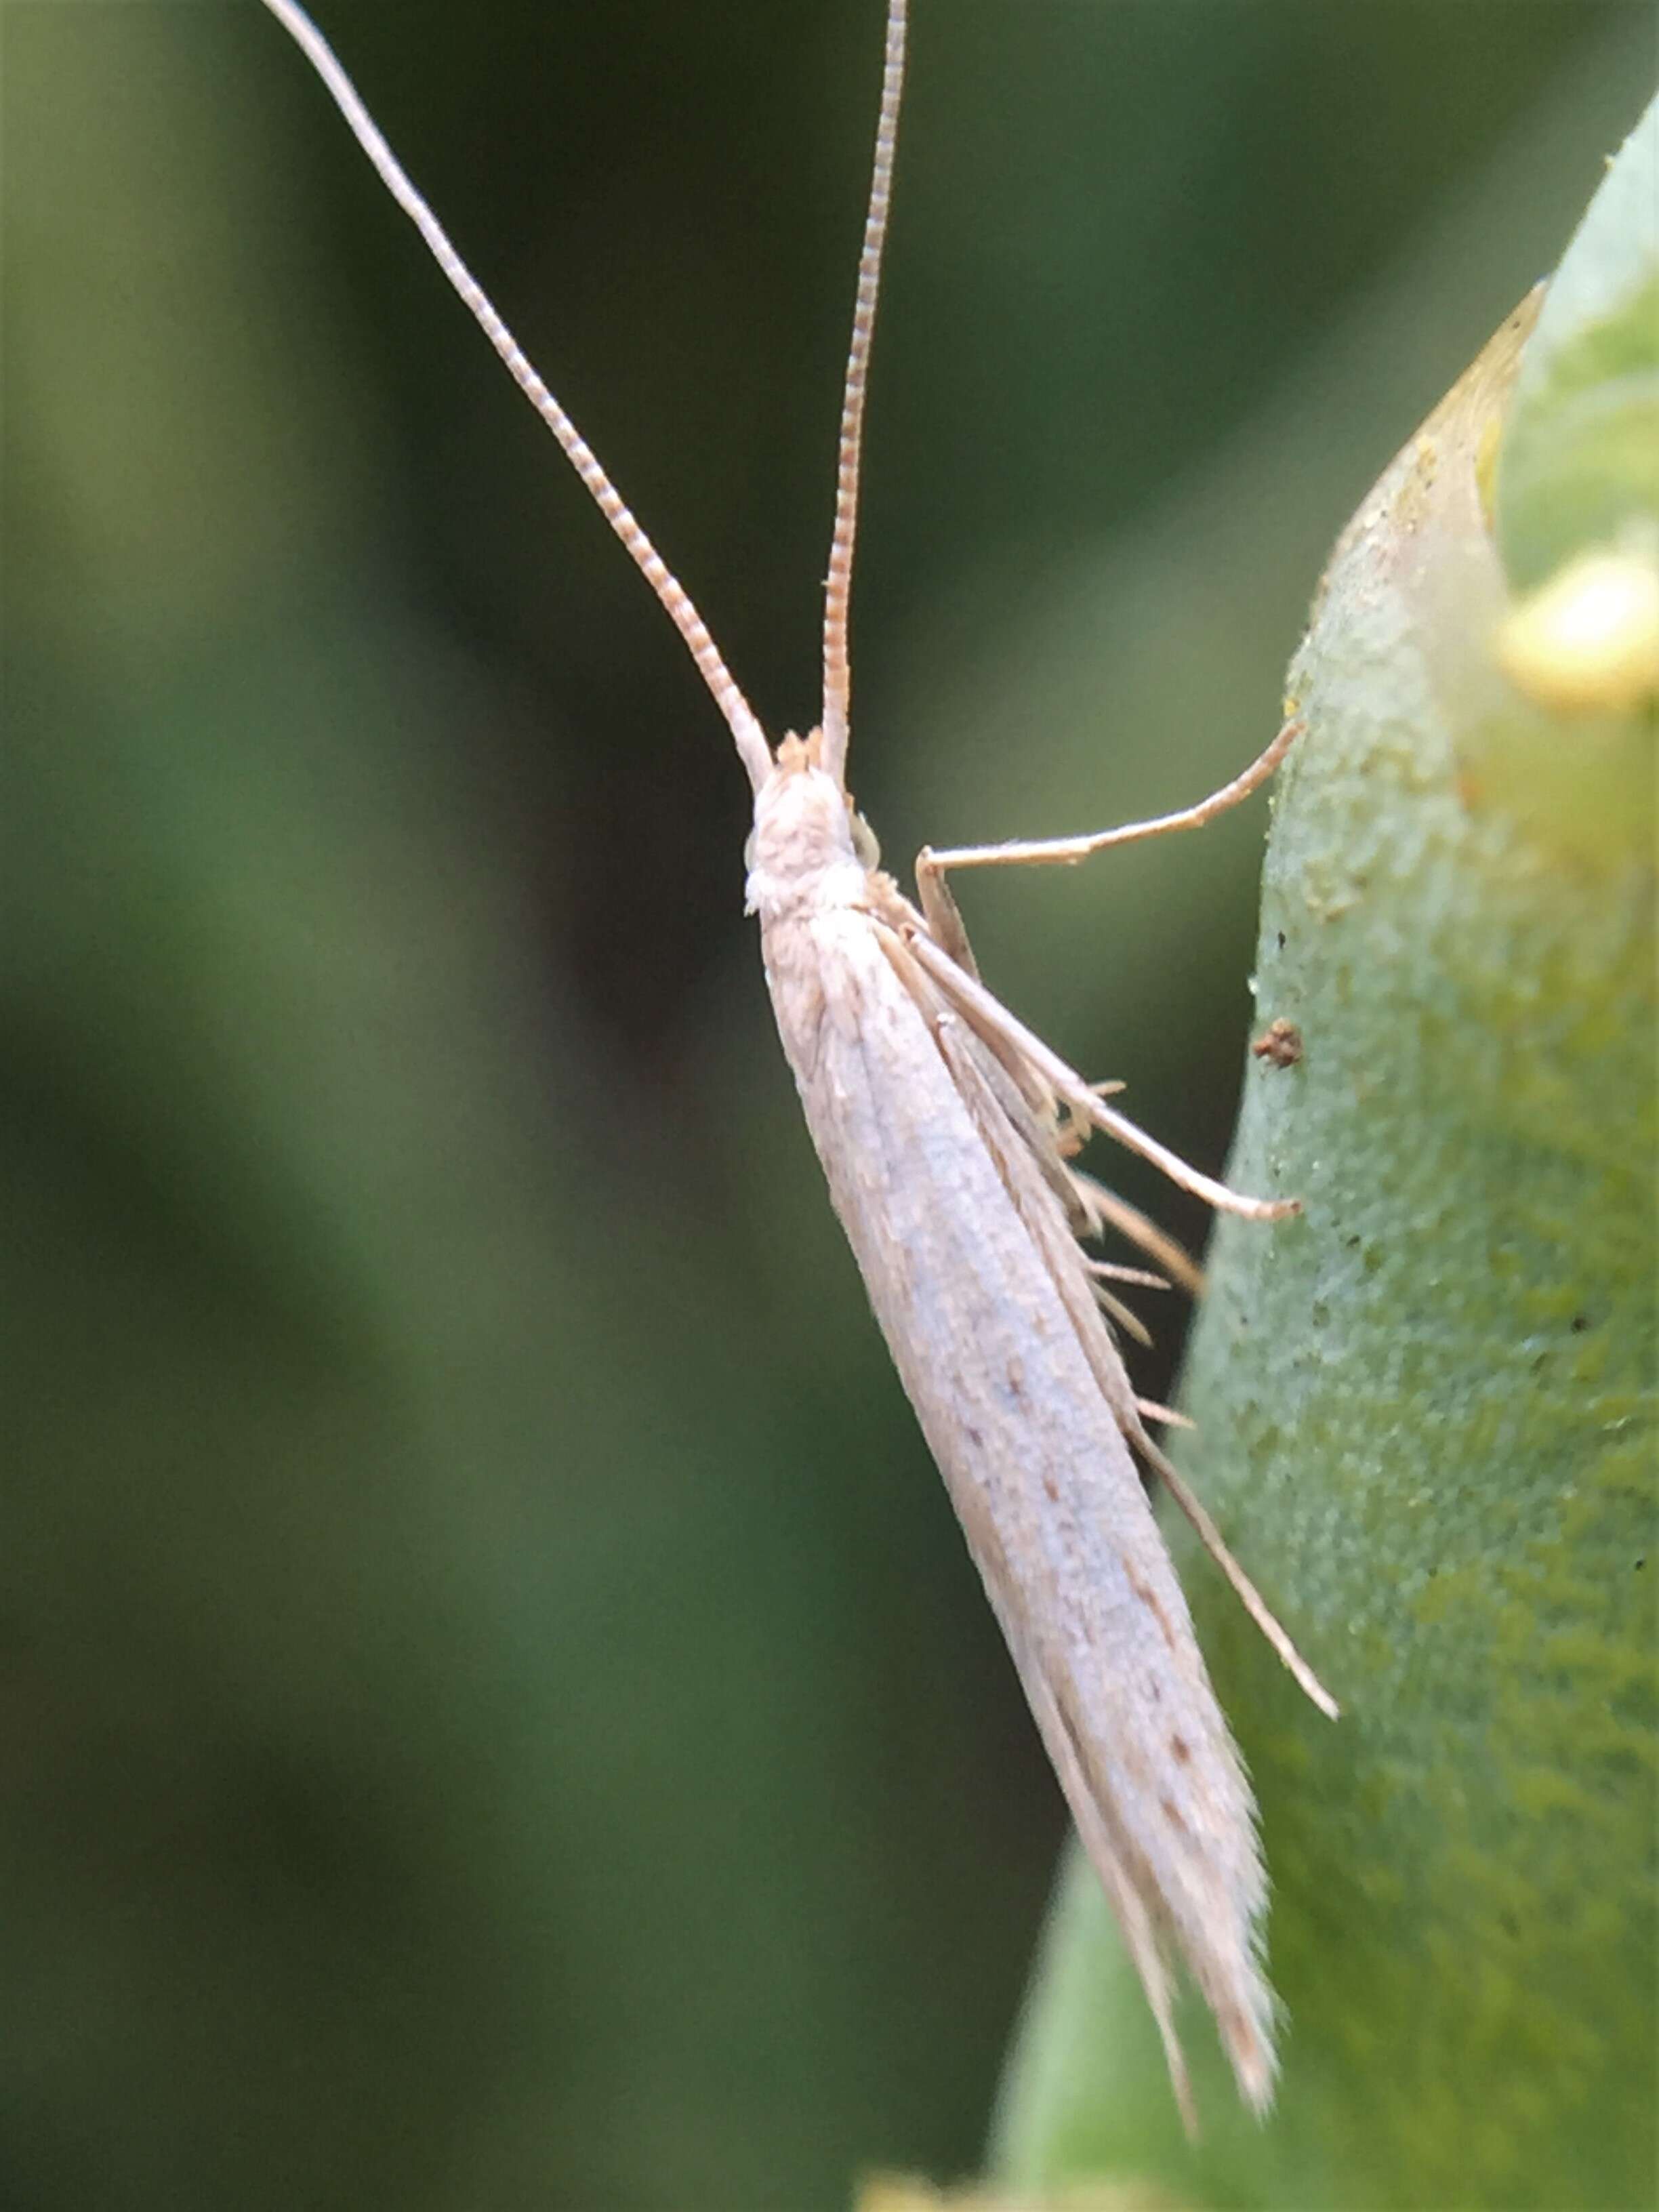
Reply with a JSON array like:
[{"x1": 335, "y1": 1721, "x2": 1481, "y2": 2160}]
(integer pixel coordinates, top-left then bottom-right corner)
[{"x1": 759, "y1": 897, "x2": 1275, "y2": 2116}]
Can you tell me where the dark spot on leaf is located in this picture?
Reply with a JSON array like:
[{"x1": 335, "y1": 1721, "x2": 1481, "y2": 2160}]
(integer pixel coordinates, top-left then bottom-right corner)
[
  {"x1": 1570, "y1": 1313, "x2": 1591, "y2": 1334},
  {"x1": 1276, "y1": 931, "x2": 1287, "y2": 949},
  {"x1": 1251, "y1": 1017, "x2": 1303, "y2": 1068}
]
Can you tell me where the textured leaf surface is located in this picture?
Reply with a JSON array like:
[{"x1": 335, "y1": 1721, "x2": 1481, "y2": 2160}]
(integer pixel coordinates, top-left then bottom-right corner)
[
  {"x1": 1497, "y1": 102, "x2": 1659, "y2": 591},
  {"x1": 993, "y1": 99, "x2": 1657, "y2": 2212}
]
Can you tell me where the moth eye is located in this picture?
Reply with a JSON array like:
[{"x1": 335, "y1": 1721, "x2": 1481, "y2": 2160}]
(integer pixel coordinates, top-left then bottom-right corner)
[{"x1": 851, "y1": 810, "x2": 881, "y2": 869}]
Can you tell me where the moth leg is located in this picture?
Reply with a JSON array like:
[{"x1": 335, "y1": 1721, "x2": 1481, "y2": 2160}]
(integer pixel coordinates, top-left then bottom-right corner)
[
  {"x1": 903, "y1": 930, "x2": 1298, "y2": 1222},
  {"x1": 1093, "y1": 1279, "x2": 1154, "y2": 1349},
  {"x1": 875, "y1": 887, "x2": 1078, "y2": 1136},
  {"x1": 1135, "y1": 1397, "x2": 1195, "y2": 1431},
  {"x1": 1139, "y1": 1429, "x2": 1341, "y2": 1721},
  {"x1": 914, "y1": 714, "x2": 1302, "y2": 890},
  {"x1": 874, "y1": 922, "x2": 1090, "y2": 1230},
  {"x1": 902, "y1": 921, "x2": 1338, "y2": 1721},
  {"x1": 1071, "y1": 1171, "x2": 1204, "y2": 1293},
  {"x1": 1088, "y1": 1259, "x2": 1171, "y2": 1292},
  {"x1": 914, "y1": 858, "x2": 979, "y2": 981}
]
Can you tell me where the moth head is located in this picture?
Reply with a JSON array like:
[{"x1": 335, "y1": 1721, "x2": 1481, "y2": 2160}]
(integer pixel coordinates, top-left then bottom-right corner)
[{"x1": 743, "y1": 730, "x2": 868, "y2": 921}]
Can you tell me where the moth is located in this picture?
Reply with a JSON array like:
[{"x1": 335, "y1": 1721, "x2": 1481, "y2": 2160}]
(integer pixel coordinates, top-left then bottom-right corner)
[{"x1": 259, "y1": 0, "x2": 1337, "y2": 2129}]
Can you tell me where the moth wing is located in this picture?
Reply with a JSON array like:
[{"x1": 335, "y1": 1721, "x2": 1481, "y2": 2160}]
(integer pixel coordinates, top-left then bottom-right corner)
[{"x1": 762, "y1": 904, "x2": 1275, "y2": 2115}]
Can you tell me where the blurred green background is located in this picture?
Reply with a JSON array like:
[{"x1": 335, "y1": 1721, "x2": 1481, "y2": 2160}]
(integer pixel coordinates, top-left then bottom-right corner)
[{"x1": 3, "y1": 3, "x2": 1652, "y2": 2207}]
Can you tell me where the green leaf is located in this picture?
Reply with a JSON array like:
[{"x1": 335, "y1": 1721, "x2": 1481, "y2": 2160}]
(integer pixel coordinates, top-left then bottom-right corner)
[
  {"x1": 991, "y1": 94, "x2": 1657, "y2": 2212},
  {"x1": 1496, "y1": 98, "x2": 1659, "y2": 592}
]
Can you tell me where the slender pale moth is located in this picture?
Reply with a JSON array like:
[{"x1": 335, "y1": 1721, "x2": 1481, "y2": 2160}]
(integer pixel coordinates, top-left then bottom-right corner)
[{"x1": 257, "y1": 0, "x2": 1338, "y2": 2129}]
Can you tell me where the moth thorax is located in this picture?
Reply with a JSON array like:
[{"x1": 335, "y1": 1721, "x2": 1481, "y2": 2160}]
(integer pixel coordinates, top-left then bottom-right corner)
[{"x1": 743, "y1": 735, "x2": 867, "y2": 922}]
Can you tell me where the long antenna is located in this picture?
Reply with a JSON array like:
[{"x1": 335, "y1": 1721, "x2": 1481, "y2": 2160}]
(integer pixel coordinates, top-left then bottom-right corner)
[
  {"x1": 821, "y1": 0, "x2": 908, "y2": 788},
  {"x1": 258, "y1": 0, "x2": 773, "y2": 794}
]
